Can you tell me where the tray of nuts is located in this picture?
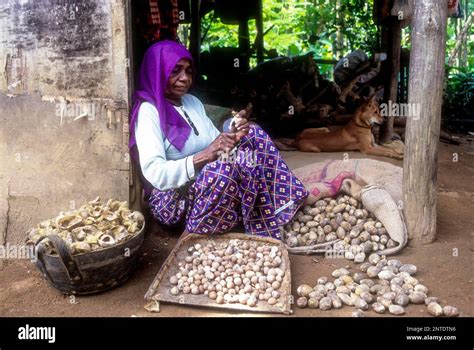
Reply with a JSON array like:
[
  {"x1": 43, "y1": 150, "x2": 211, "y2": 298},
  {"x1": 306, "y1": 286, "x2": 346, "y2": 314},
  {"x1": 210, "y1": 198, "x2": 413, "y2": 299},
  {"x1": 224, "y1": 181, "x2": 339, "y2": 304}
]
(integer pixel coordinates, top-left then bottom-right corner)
[{"x1": 144, "y1": 233, "x2": 292, "y2": 314}]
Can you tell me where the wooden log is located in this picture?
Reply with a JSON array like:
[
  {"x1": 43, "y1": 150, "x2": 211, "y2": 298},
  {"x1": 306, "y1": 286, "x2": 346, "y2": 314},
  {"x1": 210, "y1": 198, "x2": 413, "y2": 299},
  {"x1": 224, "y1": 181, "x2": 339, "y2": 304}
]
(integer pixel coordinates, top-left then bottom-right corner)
[
  {"x1": 391, "y1": 0, "x2": 414, "y2": 26},
  {"x1": 189, "y1": 0, "x2": 201, "y2": 72},
  {"x1": 403, "y1": 0, "x2": 447, "y2": 245},
  {"x1": 379, "y1": 18, "x2": 402, "y2": 144},
  {"x1": 335, "y1": 0, "x2": 344, "y2": 59},
  {"x1": 255, "y1": 0, "x2": 264, "y2": 64},
  {"x1": 373, "y1": 0, "x2": 392, "y2": 25},
  {"x1": 278, "y1": 81, "x2": 305, "y2": 113},
  {"x1": 238, "y1": 19, "x2": 250, "y2": 72}
]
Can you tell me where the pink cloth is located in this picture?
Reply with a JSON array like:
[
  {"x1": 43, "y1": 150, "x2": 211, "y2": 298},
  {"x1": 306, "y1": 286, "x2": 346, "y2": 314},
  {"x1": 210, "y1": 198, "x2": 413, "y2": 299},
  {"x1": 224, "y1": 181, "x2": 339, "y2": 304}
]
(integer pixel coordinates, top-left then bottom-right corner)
[{"x1": 293, "y1": 160, "x2": 356, "y2": 201}]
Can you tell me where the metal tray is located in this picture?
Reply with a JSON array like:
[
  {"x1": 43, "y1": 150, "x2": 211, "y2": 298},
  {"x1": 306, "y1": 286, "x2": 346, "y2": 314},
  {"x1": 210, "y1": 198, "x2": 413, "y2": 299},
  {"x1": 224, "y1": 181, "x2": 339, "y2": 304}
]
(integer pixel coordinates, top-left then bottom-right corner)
[{"x1": 144, "y1": 233, "x2": 292, "y2": 314}]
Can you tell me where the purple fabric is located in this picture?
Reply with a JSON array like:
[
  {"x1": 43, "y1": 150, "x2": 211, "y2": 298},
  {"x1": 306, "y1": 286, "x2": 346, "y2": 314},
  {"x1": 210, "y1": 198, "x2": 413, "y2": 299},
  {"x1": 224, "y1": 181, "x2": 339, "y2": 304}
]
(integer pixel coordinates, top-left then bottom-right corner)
[
  {"x1": 148, "y1": 124, "x2": 309, "y2": 239},
  {"x1": 129, "y1": 40, "x2": 193, "y2": 155}
]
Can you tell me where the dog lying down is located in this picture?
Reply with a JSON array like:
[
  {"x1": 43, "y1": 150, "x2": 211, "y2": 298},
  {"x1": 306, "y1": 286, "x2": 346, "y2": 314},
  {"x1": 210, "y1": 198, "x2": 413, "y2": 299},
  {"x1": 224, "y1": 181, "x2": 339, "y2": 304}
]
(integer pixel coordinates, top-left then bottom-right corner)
[{"x1": 276, "y1": 96, "x2": 404, "y2": 160}]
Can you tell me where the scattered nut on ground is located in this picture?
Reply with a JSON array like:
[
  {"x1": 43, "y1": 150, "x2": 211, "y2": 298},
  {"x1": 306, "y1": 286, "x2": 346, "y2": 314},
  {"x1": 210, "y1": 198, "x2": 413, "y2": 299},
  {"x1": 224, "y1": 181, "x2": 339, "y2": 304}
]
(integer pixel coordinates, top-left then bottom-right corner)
[{"x1": 295, "y1": 256, "x2": 459, "y2": 317}]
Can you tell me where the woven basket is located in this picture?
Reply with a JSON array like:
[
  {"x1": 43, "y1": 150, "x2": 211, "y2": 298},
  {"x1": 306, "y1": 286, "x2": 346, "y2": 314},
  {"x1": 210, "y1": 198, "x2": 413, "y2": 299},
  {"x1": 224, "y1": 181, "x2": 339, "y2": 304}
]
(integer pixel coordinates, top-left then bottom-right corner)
[{"x1": 33, "y1": 213, "x2": 146, "y2": 294}]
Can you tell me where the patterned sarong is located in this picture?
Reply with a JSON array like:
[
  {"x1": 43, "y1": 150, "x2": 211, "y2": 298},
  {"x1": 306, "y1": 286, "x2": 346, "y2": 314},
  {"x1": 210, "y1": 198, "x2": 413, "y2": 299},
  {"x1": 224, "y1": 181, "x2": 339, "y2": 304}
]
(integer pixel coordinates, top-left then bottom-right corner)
[{"x1": 148, "y1": 124, "x2": 308, "y2": 239}]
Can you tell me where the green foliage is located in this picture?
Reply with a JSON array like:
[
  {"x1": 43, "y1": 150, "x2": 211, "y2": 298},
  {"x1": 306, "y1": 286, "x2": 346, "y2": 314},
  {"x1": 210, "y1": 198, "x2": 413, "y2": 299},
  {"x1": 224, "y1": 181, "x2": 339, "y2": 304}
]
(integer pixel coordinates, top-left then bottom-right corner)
[
  {"x1": 193, "y1": 0, "x2": 474, "y2": 128},
  {"x1": 200, "y1": 14, "x2": 239, "y2": 52},
  {"x1": 197, "y1": 0, "x2": 473, "y2": 76},
  {"x1": 260, "y1": 0, "x2": 378, "y2": 58},
  {"x1": 444, "y1": 68, "x2": 474, "y2": 122},
  {"x1": 443, "y1": 3, "x2": 473, "y2": 127},
  {"x1": 200, "y1": 0, "x2": 379, "y2": 76},
  {"x1": 445, "y1": 1, "x2": 474, "y2": 71}
]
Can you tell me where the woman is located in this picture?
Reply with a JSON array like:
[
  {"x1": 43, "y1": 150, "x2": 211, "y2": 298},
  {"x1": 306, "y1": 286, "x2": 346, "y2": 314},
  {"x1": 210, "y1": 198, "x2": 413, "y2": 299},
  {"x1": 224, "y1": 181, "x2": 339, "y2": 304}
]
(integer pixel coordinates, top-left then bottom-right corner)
[{"x1": 129, "y1": 40, "x2": 308, "y2": 239}]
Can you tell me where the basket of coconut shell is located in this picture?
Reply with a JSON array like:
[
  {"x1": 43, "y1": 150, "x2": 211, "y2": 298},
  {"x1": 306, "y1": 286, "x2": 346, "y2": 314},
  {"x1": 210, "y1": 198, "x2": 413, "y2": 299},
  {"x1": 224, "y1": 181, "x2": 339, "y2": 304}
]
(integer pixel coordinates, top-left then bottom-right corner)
[
  {"x1": 26, "y1": 197, "x2": 145, "y2": 295},
  {"x1": 144, "y1": 233, "x2": 292, "y2": 314},
  {"x1": 281, "y1": 179, "x2": 408, "y2": 262}
]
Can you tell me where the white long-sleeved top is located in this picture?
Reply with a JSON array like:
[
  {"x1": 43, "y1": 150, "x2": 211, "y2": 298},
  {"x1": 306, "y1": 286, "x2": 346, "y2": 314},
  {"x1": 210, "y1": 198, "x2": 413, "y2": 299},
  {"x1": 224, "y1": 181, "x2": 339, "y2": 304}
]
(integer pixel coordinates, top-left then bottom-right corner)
[{"x1": 135, "y1": 94, "x2": 221, "y2": 191}]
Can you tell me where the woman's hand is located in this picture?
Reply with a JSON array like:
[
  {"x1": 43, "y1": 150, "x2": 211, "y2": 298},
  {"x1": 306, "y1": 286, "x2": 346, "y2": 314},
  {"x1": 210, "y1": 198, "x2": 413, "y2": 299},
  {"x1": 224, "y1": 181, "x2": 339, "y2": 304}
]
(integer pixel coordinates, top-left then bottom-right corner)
[
  {"x1": 193, "y1": 132, "x2": 242, "y2": 171},
  {"x1": 193, "y1": 106, "x2": 253, "y2": 172},
  {"x1": 230, "y1": 109, "x2": 250, "y2": 134},
  {"x1": 208, "y1": 132, "x2": 240, "y2": 159}
]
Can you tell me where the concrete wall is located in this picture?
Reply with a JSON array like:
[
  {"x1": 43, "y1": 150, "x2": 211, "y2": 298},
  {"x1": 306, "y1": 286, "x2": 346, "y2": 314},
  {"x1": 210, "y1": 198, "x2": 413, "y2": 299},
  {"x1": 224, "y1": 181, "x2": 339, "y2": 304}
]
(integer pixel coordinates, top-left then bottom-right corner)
[{"x1": 0, "y1": 0, "x2": 131, "y2": 245}]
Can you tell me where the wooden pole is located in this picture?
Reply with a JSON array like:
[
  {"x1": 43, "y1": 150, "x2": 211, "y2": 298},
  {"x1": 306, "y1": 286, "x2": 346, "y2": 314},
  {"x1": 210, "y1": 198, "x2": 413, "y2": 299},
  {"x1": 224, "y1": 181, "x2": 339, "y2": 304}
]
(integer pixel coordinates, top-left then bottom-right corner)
[
  {"x1": 238, "y1": 19, "x2": 250, "y2": 72},
  {"x1": 379, "y1": 18, "x2": 402, "y2": 144},
  {"x1": 403, "y1": 0, "x2": 447, "y2": 245},
  {"x1": 189, "y1": 0, "x2": 201, "y2": 73},
  {"x1": 256, "y1": 0, "x2": 264, "y2": 64},
  {"x1": 336, "y1": 0, "x2": 344, "y2": 58},
  {"x1": 462, "y1": 0, "x2": 469, "y2": 67}
]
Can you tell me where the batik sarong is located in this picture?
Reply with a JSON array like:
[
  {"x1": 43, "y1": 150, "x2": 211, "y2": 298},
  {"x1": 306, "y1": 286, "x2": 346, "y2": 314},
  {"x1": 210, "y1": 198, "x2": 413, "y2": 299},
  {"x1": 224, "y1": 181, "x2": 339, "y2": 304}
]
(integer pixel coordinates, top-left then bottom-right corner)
[{"x1": 148, "y1": 124, "x2": 308, "y2": 239}]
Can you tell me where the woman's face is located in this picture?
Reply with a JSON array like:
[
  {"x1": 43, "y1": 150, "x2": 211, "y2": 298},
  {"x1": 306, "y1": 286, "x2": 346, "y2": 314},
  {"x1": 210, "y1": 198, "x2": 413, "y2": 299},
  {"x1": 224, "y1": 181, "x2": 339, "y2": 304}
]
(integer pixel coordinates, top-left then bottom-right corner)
[{"x1": 165, "y1": 58, "x2": 193, "y2": 99}]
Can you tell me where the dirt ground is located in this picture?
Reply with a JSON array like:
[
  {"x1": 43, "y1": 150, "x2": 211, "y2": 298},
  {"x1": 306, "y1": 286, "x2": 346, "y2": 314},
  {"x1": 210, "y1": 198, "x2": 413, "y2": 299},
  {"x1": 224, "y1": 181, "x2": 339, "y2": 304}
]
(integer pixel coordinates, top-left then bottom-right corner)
[{"x1": 0, "y1": 139, "x2": 473, "y2": 317}]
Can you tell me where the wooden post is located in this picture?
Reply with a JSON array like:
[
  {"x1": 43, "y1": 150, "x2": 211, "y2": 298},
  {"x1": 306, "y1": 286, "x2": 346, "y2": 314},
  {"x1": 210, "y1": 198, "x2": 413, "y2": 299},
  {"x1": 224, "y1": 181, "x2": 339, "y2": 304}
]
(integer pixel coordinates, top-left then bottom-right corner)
[
  {"x1": 255, "y1": 0, "x2": 264, "y2": 64},
  {"x1": 335, "y1": 0, "x2": 344, "y2": 59},
  {"x1": 189, "y1": 0, "x2": 201, "y2": 73},
  {"x1": 403, "y1": 0, "x2": 447, "y2": 245},
  {"x1": 238, "y1": 19, "x2": 250, "y2": 72},
  {"x1": 379, "y1": 18, "x2": 402, "y2": 144}
]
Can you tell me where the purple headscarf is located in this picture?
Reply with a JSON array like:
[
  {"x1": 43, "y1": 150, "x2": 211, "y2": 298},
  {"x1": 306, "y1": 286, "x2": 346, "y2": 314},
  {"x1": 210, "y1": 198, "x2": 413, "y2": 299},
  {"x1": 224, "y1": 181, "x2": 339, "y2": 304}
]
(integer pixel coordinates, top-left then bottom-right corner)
[{"x1": 129, "y1": 40, "x2": 193, "y2": 155}]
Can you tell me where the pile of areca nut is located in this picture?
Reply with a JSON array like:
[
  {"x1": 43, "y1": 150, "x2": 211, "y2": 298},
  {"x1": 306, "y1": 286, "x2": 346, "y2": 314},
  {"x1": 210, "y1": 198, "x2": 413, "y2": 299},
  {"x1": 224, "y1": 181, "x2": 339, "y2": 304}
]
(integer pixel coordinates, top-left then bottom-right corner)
[
  {"x1": 167, "y1": 239, "x2": 287, "y2": 308},
  {"x1": 295, "y1": 253, "x2": 460, "y2": 317},
  {"x1": 281, "y1": 194, "x2": 398, "y2": 260},
  {"x1": 164, "y1": 192, "x2": 459, "y2": 316}
]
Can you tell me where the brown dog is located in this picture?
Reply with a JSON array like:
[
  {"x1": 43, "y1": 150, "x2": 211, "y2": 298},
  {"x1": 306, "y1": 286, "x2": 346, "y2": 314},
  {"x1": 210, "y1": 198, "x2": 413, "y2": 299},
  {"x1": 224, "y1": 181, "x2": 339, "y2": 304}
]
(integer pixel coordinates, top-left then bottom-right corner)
[{"x1": 292, "y1": 96, "x2": 403, "y2": 159}]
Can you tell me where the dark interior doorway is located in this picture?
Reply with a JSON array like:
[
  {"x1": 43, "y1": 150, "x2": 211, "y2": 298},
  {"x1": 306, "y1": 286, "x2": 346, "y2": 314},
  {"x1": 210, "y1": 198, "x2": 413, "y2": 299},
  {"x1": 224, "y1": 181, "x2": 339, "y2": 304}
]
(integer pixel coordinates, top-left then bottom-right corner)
[{"x1": 128, "y1": 0, "x2": 264, "y2": 109}]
